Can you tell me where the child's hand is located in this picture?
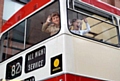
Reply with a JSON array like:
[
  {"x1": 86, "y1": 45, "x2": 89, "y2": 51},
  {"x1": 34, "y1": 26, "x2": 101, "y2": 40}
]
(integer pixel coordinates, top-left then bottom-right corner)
[
  {"x1": 46, "y1": 15, "x2": 51, "y2": 23},
  {"x1": 84, "y1": 18, "x2": 88, "y2": 23}
]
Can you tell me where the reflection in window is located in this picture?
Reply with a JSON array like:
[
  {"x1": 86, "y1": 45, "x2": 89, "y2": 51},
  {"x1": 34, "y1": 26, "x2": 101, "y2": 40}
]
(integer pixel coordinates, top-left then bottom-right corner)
[
  {"x1": 68, "y1": 9, "x2": 118, "y2": 45},
  {"x1": 1, "y1": 21, "x2": 25, "y2": 60},
  {"x1": 85, "y1": 17, "x2": 118, "y2": 45},
  {"x1": 26, "y1": 1, "x2": 60, "y2": 48},
  {"x1": 0, "y1": 1, "x2": 60, "y2": 61}
]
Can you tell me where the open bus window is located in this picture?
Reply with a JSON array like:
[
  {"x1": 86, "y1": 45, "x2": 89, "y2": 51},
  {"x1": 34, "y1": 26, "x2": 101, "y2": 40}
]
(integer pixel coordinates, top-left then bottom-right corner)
[
  {"x1": 26, "y1": 1, "x2": 60, "y2": 48},
  {"x1": 1, "y1": 21, "x2": 25, "y2": 60},
  {"x1": 73, "y1": 0, "x2": 118, "y2": 26},
  {"x1": 68, "y1": 9, "x2": 119, "y2": 46}
]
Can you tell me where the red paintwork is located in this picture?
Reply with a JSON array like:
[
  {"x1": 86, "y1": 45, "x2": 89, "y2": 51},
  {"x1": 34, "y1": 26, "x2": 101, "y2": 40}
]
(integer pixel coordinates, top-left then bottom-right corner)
[
  {"x1": 81, "y1": 0, "x2": 120, "y2": 16},
  {"x1": 44, "y1": 73, "x2": 105, "y2": 81},
  {"x1": 0, "y1": 0, "x2": 50, "y2": 33}
]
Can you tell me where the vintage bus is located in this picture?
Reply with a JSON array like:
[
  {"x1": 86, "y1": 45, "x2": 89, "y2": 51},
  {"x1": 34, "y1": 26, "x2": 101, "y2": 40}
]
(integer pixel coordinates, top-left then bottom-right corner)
[{"x1": 0, "y1": 0, "x2": 120, "y2": 81}]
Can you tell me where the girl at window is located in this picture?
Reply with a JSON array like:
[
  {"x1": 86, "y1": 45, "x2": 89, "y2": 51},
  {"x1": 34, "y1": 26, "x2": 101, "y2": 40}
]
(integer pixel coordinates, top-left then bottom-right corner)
[{"x1": 70, "y1": 18, "x2": 90, "y2": 35}]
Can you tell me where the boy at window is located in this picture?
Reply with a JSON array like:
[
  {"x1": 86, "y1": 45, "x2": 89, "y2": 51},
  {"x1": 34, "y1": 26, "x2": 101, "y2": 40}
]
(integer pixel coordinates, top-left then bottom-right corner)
[
  {"x1": 42, "y1": 11, "x2": 60, "y2": 36},
  {"x1": 70, "y1": 18, "x2": 90, "y2": 35}
]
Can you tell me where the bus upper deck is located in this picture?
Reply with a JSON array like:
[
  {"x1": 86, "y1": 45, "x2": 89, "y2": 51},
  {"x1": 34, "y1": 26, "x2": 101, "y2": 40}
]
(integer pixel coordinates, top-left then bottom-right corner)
[{"x1": 0, "y1": 0, "x2": 120, "y2": 81}]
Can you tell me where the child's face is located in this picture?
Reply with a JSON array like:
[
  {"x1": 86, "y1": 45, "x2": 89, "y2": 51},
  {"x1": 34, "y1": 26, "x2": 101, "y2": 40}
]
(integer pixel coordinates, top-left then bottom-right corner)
[
  {"x1": 51, "y1": 15, "x2": 60, "y2": 25},
  {"x1": 73, "y1": 20, "x2": 82, "y2": 27}
]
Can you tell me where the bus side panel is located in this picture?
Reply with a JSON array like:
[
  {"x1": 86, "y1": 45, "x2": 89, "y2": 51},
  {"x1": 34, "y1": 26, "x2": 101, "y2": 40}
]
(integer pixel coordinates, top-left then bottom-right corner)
[{"x1": 64, "y1": 35, "x2": 120, "y2": 81}]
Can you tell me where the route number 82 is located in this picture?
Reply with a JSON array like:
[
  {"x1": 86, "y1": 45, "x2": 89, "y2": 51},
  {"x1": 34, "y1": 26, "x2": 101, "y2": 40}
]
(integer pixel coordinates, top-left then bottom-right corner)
[{"x1": 11, "y1": 62, "x2": 22, "y2": 77}]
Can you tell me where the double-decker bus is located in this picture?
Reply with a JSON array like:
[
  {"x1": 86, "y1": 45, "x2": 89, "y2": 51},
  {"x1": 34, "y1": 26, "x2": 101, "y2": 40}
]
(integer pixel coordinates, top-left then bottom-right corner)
[{"x1": 0, "y1": 0, "x2": 120, "y2": 81}]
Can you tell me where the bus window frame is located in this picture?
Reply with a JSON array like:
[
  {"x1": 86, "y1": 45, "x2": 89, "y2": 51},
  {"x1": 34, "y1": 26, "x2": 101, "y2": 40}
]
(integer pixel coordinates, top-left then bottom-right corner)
[
  {"x1": 112, "y1": 16, "x2": 118, "y2": 26},
  {"x1": 0, "y1": 20, "x2": 26, "y2": 61},
  {"x1": 0, "y1": 0, "x2": 61, "y2": 62},
  {"x1": 67, "y1": 8, "x2": 120, "y2": 47},
  {"x1": 25, "y1": 0, "x2": 61, "y2": 49}
]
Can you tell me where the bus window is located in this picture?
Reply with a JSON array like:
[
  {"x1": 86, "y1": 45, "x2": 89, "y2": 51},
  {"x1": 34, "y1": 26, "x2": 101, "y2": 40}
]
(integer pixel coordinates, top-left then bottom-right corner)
[
  {"x1": 0, "y1": 1, "x2": 60, "y2": 62},
  {"x1": 1, "y1": 21, "x2": 25, "y2": 60},
  {"x1": 73, "y1": 0, "x2": 117, "y2": 26},
  {"x1": 68, "y1": 9, "x2": 119, "y2": 46},
  {"x1": 25, "y1": 1, "x2": 60, "y2": 48}
]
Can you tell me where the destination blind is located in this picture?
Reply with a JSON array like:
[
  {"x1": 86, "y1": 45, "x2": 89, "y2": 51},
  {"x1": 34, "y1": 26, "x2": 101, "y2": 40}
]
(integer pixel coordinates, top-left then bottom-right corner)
[{"x1": 25, "y1": 46, "x2": 46, "y2": 73}]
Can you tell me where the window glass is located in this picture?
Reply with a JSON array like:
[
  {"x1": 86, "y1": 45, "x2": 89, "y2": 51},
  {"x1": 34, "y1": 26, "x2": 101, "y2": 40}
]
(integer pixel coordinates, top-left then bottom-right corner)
[
  {"x1": 74, "y1": 0, "x2": 118, "y2": 26},
  {"x1": 26, "y1": 1, "x2": 60, "y2": 48},
  {"x1": 0, "y1": 1, "x2": 60, "y2": 61},
  {"x1": 1, "y1": 21, "x2": 25, "y2": 60},
  {"x1": 68, "y1": 9, "x2": 118, "y2": 45}
]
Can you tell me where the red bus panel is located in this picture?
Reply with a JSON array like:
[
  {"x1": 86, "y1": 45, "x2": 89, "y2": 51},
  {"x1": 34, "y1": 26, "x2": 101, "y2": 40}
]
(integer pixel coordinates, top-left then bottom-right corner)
[
  {"x1": 44, "y1": 73, "x2": 105, "y2": 81},
  {"x1": 82, "y1": 0, "x2": 120, "y2": 16}
]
